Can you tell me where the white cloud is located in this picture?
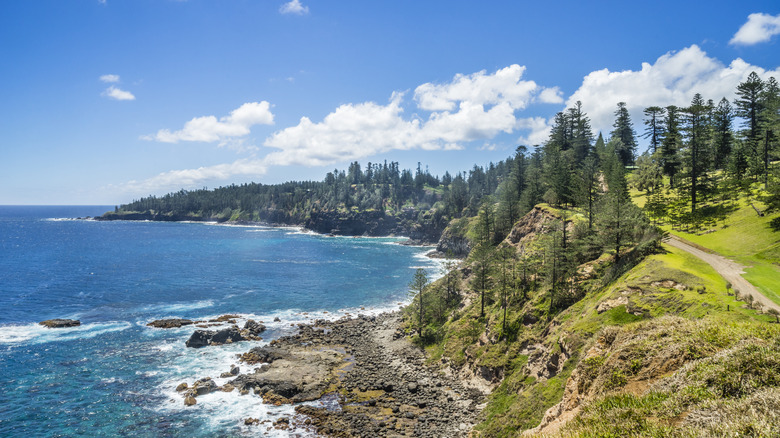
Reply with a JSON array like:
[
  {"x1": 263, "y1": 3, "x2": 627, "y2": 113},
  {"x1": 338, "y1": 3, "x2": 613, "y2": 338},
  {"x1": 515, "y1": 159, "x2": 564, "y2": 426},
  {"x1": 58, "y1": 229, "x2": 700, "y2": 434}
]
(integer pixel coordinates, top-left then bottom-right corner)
[
  {"x1": 263, "y1": 93, "x2": 427, "y2": 166},
  {"x1": 730, "y1": 13, "x2": 780, "y2": 45},
  {"x1": 125, "y1": 66, "x2": 568, "y2": 193},
  {"x1": 102, "y1": 85, "x2": 135, "y2": 101},
  {"x1": 279, "y1": 0, "x2": 308, "y2": 15},
  {"x1": 99, "y1": 74, "x2": 120, "y2": 83},
  {"x1": 538, "y1": 87, "x2": 564, "y2": 104},
  {"x1": 414, "y1": 64, "x2": 543, "y2": 111},
  {"x1": 566, "y1": 45, "x2": 780, "y2": 138},
  {"x1": 143, "y1": 102, "x2": 275, "y2": 144},
  {"x1": 122, "y1": 159, "x2": 268, "y2": 194},
  {"x1": 262, "y1": 65, "x2": 559, "y2": 167},
  {"x1": 516, "y1": 117, "x2": 552, "y2": 146}
]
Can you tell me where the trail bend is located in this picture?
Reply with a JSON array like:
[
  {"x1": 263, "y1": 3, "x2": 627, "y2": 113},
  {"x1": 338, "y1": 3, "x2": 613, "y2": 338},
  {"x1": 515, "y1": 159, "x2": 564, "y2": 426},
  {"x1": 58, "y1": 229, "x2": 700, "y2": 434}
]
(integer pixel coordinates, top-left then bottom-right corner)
[{"x1": 664, "y1": 235, "x2": 780, "y2": 314}]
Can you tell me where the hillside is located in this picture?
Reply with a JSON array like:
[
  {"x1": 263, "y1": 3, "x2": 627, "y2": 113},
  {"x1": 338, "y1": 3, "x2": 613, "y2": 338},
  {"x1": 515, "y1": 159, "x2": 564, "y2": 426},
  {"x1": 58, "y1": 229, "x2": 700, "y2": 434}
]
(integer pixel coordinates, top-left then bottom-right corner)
[{"x1": 401, "y1": 199, "x2": 778, "y2": 437}]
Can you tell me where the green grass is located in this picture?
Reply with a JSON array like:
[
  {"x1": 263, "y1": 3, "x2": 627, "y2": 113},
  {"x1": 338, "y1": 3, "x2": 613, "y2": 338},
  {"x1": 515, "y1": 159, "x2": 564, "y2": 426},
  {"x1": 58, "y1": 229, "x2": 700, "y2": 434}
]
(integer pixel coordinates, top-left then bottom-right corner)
[
  {"x1": 660, "y1": 197, "x2": 780, "y2": 307},
  {"x1": 550, "y1": 317, "x2": 780, "y2": 438}
]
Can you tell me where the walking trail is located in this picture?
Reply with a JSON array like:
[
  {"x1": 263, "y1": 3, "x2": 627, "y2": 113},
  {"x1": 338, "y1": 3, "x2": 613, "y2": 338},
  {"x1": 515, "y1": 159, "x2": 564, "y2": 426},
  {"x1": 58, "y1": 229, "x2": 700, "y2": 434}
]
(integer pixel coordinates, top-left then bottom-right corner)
[{"x1": 665, "y1": 235, "x2": 780, "y2": 314}]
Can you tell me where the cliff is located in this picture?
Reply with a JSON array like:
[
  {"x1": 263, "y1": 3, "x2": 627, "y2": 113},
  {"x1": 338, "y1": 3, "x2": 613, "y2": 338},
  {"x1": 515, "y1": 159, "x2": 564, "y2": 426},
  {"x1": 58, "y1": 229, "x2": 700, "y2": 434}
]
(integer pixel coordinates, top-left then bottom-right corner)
[
  {"x1": 97, "y1": 208, "x2": 446, "y2": 244},
  {"x1": 403, "y1": 204, "x2": 777, "y2": 437}
]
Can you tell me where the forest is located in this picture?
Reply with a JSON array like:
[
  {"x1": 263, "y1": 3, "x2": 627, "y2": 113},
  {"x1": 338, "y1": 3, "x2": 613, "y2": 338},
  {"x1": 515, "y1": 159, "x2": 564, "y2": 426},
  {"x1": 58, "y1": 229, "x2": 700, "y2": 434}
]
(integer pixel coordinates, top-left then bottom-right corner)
[{"x1": 110, "y1": 71, "x2": 780, "y2": 241}]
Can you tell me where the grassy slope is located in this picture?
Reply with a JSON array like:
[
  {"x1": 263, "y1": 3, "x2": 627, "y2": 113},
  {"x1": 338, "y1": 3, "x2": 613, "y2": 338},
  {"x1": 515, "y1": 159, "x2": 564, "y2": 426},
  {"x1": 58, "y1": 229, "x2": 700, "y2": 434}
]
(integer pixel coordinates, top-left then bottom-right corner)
[
  {"x1": 632, "y1": 188, "x2": 780, "y2": 306},
  {"x1": 555, "y1": 316, "x2": 780, "y2": 437},
  {"x1": 423, "y1": 238, "x2": 772, "y2": 437}
]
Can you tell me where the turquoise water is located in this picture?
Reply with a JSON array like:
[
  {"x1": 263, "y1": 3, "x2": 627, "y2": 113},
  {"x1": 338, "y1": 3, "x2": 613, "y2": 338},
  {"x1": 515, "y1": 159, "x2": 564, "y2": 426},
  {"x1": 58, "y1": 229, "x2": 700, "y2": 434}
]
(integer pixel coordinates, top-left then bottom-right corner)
[{"x1": 0, "y1": 206, "x2": 440, "y2": 437}]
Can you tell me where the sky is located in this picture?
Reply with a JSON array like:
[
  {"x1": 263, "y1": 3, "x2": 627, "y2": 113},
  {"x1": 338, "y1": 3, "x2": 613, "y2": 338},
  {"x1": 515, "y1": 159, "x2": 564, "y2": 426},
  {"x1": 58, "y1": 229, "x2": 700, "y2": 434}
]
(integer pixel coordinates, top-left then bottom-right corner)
[{"x1": 1, "y1": 1, "x2": 779, "y2": 205}]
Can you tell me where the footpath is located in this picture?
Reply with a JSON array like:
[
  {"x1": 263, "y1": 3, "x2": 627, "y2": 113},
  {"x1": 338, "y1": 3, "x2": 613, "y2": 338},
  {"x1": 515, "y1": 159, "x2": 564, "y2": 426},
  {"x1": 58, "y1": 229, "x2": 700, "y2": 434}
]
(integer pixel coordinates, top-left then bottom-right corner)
[{"x1": 665, "y1": 235, "x2": 780, "y2": 314}]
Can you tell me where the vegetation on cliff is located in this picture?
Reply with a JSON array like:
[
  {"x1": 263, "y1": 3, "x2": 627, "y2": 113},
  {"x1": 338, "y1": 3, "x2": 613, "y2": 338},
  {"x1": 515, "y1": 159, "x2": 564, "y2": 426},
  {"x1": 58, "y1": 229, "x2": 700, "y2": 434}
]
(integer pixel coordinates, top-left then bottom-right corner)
[{"x1": 399, "y1": 73, "x2": 780, "y2": 436}]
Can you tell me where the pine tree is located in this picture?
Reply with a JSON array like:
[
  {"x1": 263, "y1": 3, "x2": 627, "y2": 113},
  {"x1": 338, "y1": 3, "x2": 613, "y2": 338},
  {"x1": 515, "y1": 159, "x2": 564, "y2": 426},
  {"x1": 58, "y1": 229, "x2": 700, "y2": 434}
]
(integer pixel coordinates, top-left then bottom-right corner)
[
  {"x1": 643, "y1": 106, "x2": 666, "y2": 154},
  {"x1": 711, "y1": 98, "x2": 734, "y2": 170},
  {"x1": 682, "y1": 93, "x2": 711, "y2": 218},
  {"x1": 661, "y1": 105, "x2": 683, "y2": 187},
  {"x1": 568, "y1": 101, "x2": 594, "y2": 164},
  {"x1": 611, "y1": 102, "x2": 638, "y2": 165},
  {"x1": 734, "y1": 72, "x2": 765, "y2": 179},
  {"x1": 597, "y1": 143, "x2": 644, "y2": 264},
  {"x1": 759, "y1": 77, "x2": 780, "y2": 187},
  {"x1": 471, "y1": 243, "x2": 493, "y2": 318},
  {"x1": 408, "y1": 268, "x2": 429, "y2": 336},
  {"x1": 576, "y1": 154, "x2": 600, "y2": 230}
]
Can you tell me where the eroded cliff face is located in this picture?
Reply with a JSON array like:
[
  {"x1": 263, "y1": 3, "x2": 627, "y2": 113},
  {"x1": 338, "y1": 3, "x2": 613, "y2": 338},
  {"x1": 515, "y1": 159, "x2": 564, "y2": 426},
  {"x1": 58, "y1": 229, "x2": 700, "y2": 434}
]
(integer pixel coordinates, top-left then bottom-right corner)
[
  {"x1": 98, "y1": 208, "x2": 447, "y2": 244},
  {"x1": 503, "y1": 205, "x2": 575, "y2": 249},
  {"x1": 435, "y1": 223, "x2": 471, "y2": 258},
  {"x1": 304, "y1": 209, "x2": 445, "y2": 244}
]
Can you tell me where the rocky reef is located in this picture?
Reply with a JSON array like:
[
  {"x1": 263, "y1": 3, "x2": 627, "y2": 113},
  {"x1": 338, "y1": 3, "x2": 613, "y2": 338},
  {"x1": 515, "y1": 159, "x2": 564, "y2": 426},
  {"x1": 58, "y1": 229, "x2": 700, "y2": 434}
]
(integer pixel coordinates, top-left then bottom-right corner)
[
  {"x1": 39, "y1": 319, "x2": 80, "y2": 328},
  {"x1": 175, "y1": 313, "x2": 487, "y2": 437}
]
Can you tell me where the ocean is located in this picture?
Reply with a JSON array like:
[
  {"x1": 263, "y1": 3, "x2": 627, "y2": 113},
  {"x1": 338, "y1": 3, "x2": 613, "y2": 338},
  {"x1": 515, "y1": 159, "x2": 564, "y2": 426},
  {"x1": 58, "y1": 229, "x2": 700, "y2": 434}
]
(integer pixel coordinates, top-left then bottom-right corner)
[{"x1": 0, "y1": 206, "x2": 443, "y2": 437}]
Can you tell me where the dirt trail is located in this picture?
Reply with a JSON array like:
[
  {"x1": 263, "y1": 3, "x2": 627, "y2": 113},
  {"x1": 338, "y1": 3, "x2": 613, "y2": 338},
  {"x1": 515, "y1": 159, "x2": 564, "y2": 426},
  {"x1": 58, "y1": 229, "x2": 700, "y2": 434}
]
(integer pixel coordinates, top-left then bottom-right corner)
[{"x1": 665, "y1": 235, "x2": 780, "y2": 314}]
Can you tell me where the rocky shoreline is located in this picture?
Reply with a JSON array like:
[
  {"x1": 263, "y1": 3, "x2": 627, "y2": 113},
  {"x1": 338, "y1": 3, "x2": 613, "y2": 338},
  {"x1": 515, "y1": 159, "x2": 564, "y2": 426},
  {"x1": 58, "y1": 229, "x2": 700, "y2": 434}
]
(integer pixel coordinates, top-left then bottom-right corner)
[
  {"x1": 174, "y1": 312, "x2": 486, "y2": 437},
  {"x1": 95, "y1": 209, "x2": 446, "y2": 245}
]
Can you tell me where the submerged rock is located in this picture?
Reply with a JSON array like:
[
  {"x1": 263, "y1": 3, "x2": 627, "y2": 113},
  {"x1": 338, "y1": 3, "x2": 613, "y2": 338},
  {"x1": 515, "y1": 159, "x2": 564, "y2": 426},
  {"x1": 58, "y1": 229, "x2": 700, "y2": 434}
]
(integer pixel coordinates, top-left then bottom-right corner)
[{"x1": 39, "y1": 319, "x2": 80, "y2": 328}]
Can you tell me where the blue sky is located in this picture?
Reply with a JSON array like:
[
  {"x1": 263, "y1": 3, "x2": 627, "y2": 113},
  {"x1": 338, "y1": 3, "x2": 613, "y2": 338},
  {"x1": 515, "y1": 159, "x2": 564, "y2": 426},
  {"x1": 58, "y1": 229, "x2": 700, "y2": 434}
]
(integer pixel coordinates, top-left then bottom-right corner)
[{"x1": 1, "y1": 0, "x2": 779, "y2": 205}]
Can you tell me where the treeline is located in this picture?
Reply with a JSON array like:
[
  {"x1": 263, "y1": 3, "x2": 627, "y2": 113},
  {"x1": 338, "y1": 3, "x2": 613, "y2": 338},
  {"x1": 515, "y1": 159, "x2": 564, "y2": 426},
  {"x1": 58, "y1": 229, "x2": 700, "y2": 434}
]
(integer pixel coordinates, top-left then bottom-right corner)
[
  {"x1": 117, "y1": 71, "x2": 779, "y2": 238},
  {"x1": 402, "y1": 71, "x2": 780, "y2": 343},
  {"x1": 634, "y1": 72, "x2": 780, "y2": 227}
]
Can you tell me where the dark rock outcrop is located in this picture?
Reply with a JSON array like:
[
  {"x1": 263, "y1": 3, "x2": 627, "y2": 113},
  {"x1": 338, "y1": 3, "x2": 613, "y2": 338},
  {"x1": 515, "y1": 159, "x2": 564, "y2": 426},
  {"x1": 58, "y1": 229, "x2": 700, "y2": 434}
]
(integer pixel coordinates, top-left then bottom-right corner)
[
  {"x1": 39, "y1": 319, "x2": 80, "y2": 328},
  {"x1": 185, "y1": 318, "x2": 266, "y2": 348},
  {"x1": 147, "y1": 318, "x2": 194, "y2": 328},
  {"x1": 436, "y1": 220, "x2": 472, "y2": 258}
]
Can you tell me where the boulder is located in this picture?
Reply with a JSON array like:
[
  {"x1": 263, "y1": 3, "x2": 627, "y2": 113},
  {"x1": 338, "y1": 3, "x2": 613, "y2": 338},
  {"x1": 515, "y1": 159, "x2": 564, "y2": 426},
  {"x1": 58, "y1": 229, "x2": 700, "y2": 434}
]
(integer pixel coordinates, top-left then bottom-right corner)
[
  {"x1": 39, "y1": 319, "x2": 80, "y2": 328},
  {"x1": 185, "y1": 327, "x2": 247, "y2": 348},
  {"x1": 185, "y1": 330, "x2": 213, "y2": 348},
  {"x1": 147, "y1": 319, "x2": 194, "y2": 329},
  {"x1": 243, "y1": 319, "x2": 266, "y2": 335},
  {"x1": 184, "y1": 395, "x2": 197, "y2": 406},
  {"x1": 193, "y1": 377, "x2": 217, "y2": 395},
  {"x1": 209, "y1": 314, "x2": 240, "y2": 323}
]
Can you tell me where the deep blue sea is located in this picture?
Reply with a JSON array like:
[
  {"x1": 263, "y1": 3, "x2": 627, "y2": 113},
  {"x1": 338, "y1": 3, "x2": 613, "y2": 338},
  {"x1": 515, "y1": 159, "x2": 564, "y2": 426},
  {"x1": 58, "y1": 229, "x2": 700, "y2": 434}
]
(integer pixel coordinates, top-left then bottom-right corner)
[{"x1": 0, "y1": 206, "x2": 442, "y2": 437}]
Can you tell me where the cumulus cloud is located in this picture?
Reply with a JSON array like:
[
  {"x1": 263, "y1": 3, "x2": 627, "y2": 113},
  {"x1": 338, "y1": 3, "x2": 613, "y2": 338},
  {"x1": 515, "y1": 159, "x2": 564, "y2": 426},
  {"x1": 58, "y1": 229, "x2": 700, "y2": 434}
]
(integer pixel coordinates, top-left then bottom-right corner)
[
  {"x1": 143, "y1": 102, "x2": 275, "y2": 145},
  {"x1": 263, "y1": 93, "x2": 426, "y2": 166},
  {"x1": 122, "y1": 159, "x2": 268, "y2": 194},
  {"x1": 280, "y1": 0, "x2": 308, "y2": 15},
  {"x1": 102, "y1": 85, "x2": 135, "y2": 101},
  {"x1": 566, "y1": 45, "x2": 780, "y2": 138},
  {"x1": 100, "y1": 74, "x2": 120, "y2": 83},
  {"x1": 730, "y1": 13, "x2": 780, "y2": 45},
  {"x1": 263, "y1": 65, "x2": 559, "y2": 167},
  {"x1": 414, "y1": 64, "x2": 542, "y2": 111},
  {"x1": 516, "y1": 117, "x2": 553, "y2": 146},
  {"x1": 127, "y1": 66, "x2": 564, "y2": 193}
]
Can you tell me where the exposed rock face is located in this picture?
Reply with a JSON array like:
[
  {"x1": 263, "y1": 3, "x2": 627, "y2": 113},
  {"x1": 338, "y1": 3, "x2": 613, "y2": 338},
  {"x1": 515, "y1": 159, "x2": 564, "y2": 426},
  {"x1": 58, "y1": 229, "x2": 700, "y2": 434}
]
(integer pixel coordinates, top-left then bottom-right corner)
[
  {"x1": 231, "y1": 344, "x2": 346, "y2": 403},
  {"x1": 39, "y1": 319, "x2": 80, "y2": 328},
  {"x1": 185, "y1": 320, "x2": 265, "y2": 348},
  {"x1": 436, "y1": 221, "x2": 471, "y2": 258},
  {"x1": 304, "y1": 209, "x2": 444, "y2": 244},
  {"x1": 504, "y1": 205, "x2": 570, "y2": 249},
  {"x1": 147, "y1": 318, "x2": 194, "y2": 328}
]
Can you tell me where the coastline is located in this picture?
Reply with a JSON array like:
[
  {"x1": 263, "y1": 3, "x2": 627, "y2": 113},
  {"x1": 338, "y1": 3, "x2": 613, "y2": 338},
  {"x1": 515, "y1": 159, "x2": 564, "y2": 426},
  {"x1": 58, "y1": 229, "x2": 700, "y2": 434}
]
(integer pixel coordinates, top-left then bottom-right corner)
[
  {"x1": 174, "y1": 311, "x2": 486, "y2": 437},
  {"x1": 93, "y1": 210, "x2": 445, "y2": 246},
  {"x1": 89, "y1": 214, "x2": 452, "y2": 254}
]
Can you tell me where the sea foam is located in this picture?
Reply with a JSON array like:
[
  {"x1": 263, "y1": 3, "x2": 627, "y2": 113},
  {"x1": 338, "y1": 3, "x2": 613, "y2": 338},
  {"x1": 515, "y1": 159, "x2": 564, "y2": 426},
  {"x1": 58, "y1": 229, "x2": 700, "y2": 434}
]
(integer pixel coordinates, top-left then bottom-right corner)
[{"x1": 0, "y1": 321, "x2": 132, "y2": 345}]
